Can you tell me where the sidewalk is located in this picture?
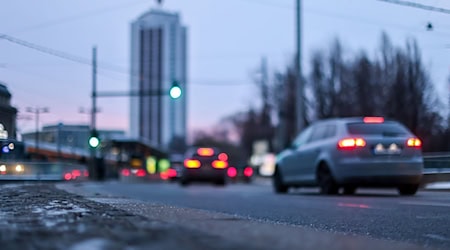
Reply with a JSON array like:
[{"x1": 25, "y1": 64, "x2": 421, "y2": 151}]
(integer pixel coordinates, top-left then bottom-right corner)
[{"x1": 0, "y1": 183, "x2": 247, "y2": 250}]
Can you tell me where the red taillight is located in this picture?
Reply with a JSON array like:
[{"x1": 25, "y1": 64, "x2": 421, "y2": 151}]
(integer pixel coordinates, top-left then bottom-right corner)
[
  {"x1": 121, "y1": 168, "x2": 130, "y2": 176},
  {"x1": 212, "y1": 160, "x2": 228, "y2": 169},
  {"x1": 72, "y1": 169, "x2": 81, "y2": 178},
  {"x1": 184, "y1": 159, "x2": 201, "y2": 168},
  {"x1": 363, "y1": 117, "x2": 384, "y2": 123},
  {"x1": 244, "y1": 167, "x2": 253, "y2": 177},
  {"x1": 168, "y1": 169, "x2": 177, "y2": 178},
  {"x1": 83, "y1": 170, "x2": 89, "y2": 177},
  {"x1": 407, "y1": 138, "x2": 422, "y2": 148},
  {"x1": 136, "y1": 169, "x2": 146, "y2": 177},
  {"x1": 160, "y1": 171, "x2": 169, "y2": 180},
  {"x1": 197, "y1": 148, "x2": 214, "y2": 156},
  {"x1": 64, "y1": 173, "x2": 72, "y2": 181},
  {"x1": 338, "y1": 138, "x2": 366, "y2": 150},
  {"x1": 227, "y1": 167, "x2": 237, "y2": 178},
  {"x1": 218, "y1": 153, "x2": 228, "y2": 161}
]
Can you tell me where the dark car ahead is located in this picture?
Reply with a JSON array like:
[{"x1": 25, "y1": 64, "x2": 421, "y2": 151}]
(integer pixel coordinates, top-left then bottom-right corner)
[
  {"x1": 273, "y1": 117, "x2": 423, "y2": 195},
  {"x1": 179, "y1": 147, "x2": 229, "y2": 186}
]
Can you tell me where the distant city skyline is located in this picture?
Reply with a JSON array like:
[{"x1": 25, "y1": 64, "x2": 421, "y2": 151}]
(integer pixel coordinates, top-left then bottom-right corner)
[{"x1": 1, "y1": 0, "x2": 449, "y2": 140}]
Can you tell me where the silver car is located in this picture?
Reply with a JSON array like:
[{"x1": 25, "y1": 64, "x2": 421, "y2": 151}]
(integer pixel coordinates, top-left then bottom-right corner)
[{"x1": 273, "y1": 117, "x2": 423, "y2": 195}]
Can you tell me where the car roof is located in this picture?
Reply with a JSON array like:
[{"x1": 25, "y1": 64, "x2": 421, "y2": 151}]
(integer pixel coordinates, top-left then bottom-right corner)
[{"x1": 310, "y1": 117, "x2": 397, "y2": 125}]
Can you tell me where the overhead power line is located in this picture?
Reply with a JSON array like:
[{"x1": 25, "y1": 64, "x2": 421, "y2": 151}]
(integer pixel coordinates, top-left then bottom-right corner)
[
  {"x1": 376, "y1": 0, "x2": 450, "y2": 15},
  {"x1": 9, "y1": 0, "x2": 149, "y2": 34},
  {"x1": 0, "y1": 34, "x2": 253, "y2": 86},
  {"x1": 0, "y1": 34, "x2": 91, "y2": 66}
]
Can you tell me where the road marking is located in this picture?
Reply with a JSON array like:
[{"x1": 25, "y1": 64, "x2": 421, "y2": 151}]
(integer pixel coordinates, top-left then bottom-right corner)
[
  {"x1": 401, "y1": 201, "x2": 450, "y2": 207},
  {"x1": 423, "y1": 234, "x2": 450, "y2": 242},
  {"x1": 337, "y1": 202, "x2": 371, "y2": 209}
]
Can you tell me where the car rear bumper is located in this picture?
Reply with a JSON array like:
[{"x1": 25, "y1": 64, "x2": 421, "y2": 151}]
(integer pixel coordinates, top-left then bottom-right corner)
[
  {"x1": 182, "y1": 168, "x2": 226, "y2": 181},
  {"x1": 333, "y1": 157, "x2": 423, "y2": 186}
]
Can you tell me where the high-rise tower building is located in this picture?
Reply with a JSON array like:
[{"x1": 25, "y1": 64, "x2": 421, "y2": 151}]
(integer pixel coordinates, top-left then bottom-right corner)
[{"x1": 130, "y1": 9, "x2": 187, "y2": 151}]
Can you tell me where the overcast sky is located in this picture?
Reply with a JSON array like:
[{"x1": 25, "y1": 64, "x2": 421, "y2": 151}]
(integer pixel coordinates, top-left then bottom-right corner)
[{"x1": 1, "y1": 0, "x2": 449, "y2": 138}]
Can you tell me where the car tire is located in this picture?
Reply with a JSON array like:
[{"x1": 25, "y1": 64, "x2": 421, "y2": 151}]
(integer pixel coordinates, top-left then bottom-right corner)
[
  {"x1": 398, "y1": 184, "x2": 419, "y2": 196},
  {"x1": 317, "y1": 164, "x2": 339, "y2": 195},
  {"x1": 180, "y1": 178, "x2": 190, "y2": 187},
  {"x1": 343, "y1": 186, "x2": 357, "y2": 195},
  {"x1": 273, "y1": 167, "x2": 289, "y2": 194},
  {"x1": 215, "y1": 178, "x2": 226, "y2": 186}
]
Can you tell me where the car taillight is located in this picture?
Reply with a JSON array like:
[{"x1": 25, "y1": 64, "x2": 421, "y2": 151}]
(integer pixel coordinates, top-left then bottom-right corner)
[
  {"x1": 72, "y1": 169, "x2": 81, "y2": 178},
  {"x1": 227, "y1": 167, "x2": 237, "y2": 178},
  {"x1": 197, "y1": 148, "x2": 214, "y2": 156},
  {"x1": 168, "y1": 168, "x2": 177, "y2": 178},
  {"x1": 363, "y1": 117, "x2": 384, "y2": 123},
  {"x1": 212, "y1": 160, "x2": 228, "y2": 169},
  {"x1": 64, "y1": 173, "x2": 72, "y2": 181},
  {"x1": 338, "y1": 138, "x2": 366, "y2": 150},
  {"x1": 218, "y1": 153, "x2": 228, "y2": 161},
  {"x1": 407, "y1": 138, "x2": 421, "y2": 148},
  {"x1": 121, "y1": 168, "x2": 130, "y2": 176},
  {"x1": 184, "y1": 159, "x2": 201, "y2": 168},
  {"x1": 244, "y1": 167, "x2": 253, "y2": 177},
  {"x1": 136, "y1": 169, "x2": 146, "y2": 177}
]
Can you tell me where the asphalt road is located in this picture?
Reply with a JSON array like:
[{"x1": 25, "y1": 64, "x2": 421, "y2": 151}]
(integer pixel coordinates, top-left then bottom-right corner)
[{"x1": 81, "y1": 180, "x2": 450, "y2": 249}]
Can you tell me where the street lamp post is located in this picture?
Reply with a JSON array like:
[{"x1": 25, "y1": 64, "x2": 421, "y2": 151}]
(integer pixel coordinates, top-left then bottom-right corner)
[
  {"x1": 296, "y1": 0, "x2": 305, "y2": 133},
  {"x1": 26, "y1": 107, "x2": 49, "y2": 154}
]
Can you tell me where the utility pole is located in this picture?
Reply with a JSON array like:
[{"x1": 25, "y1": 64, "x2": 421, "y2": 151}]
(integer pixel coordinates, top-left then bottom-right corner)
[
  {"x1": 91, "y1": 46, "x2": 97, "y2": 137},
  {"x1": 296, "y1": 0, "x2": 305, "y2": 133},
  {"x1": 90, "y1": 46, "x2": 98, "y2": 180},
  {"x1": 26, "y1": 107, "x2": 49, "y2": 155}
]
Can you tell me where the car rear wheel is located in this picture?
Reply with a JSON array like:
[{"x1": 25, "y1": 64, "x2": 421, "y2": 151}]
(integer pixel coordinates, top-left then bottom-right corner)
[
  {"x1": 317, "y1": 164, "x2": 339, "y2": 195},
  {"x1": 180, "y1": 178, "x2": 190, "y2": 187},
  {"x1": 398, "y1": 184, "x2": 419, "y2": 196},
  {"x1": 273, "y1": 168, "x2": 289, "y2": 194},
  {"x1": 214, "y1": 178, "x2": 226, "y2": 186}
]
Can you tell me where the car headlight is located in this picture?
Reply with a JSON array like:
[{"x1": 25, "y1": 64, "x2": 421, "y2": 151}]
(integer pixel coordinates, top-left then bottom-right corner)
[
  {"x1": 15, "y1": 165, "x2": 24, "y2": 172},
  {"x1": 0, "y1": 165, "x2": 6, "y2": 172}
]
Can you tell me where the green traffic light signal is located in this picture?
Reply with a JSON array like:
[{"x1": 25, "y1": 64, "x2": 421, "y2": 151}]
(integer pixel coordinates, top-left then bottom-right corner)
[
  {"x1": 169, "y1": 82, "x2": 182, "y2": 99},
  {"x1": 89, "y1": 130, "x2": 100, "y2": 148},
  {"x1": 89, "y1": 136, "x2": 100, "y2": 148}
]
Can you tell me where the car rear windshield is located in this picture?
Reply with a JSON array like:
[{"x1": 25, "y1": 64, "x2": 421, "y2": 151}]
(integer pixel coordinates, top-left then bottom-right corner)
[{"x1": 346, "y1": 122, "x2": 409, "y2": 136}]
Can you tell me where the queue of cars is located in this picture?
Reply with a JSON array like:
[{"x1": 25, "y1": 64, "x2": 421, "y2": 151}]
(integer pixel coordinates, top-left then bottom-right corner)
[{"x1": 121, "y1": 116, "x2": 424, "y2": 196}]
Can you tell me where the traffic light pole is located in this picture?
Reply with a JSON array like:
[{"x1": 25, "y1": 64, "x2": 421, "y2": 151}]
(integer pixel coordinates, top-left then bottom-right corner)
[
  {"x1": 89, "y1": 47, "x2": 181, "y2": 180},
  {"x1": 90, "y1": 46, "x2": 98, "y2": 180}
]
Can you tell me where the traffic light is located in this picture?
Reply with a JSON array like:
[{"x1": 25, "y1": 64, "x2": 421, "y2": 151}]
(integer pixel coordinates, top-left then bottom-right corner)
[
  {"x1": 169, "y1": 81, "x2": 182, "y2": 99},
  {"x1": 88, "y1": 130, "x2": 100, "y2": 148}
]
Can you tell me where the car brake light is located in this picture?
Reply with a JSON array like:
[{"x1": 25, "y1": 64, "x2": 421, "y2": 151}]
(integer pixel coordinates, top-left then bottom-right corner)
[
  {"x1": 244, "y1": 167, "x2": 253, "y2": 177},
  {"x1": 197, "y1": 148, "x2": 214, "y2": 156},
  {"x1": 338, "y1": 138, "x2": 366, "y2": 149},
  {"x1": 407, "y1": 138, "x2": 421, "y2": 148},
  {"x1": 64, "y1": 173, "x2": 72, "y2": 181},
  {"x1": 212, "y1": 160, "x2": 228, "y2": 169},
  {"x1": 363, "y1": 117, "x2": 384, "y2": 123},
  {"x1": 72, "y1": 169, "x2": 81, "y2": 177},
  {"x1": 136, "y1": 169, "x2": 146, "y2": 177},
  {"x1": 121, "y1": 168, "x2": 130, "y2": 176},
  {"x1": 184, "y1": 159, "x2": 201, "y2": 168},
  {"x1": 167, "y1": 169, "x2": 177, "y2": 178},
  {"x1": 227, "y1": 167, "x2": 237, "y2": 178},
  {"x1": 218, "y1": 153, "x2": 228, "y2": 161}
]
